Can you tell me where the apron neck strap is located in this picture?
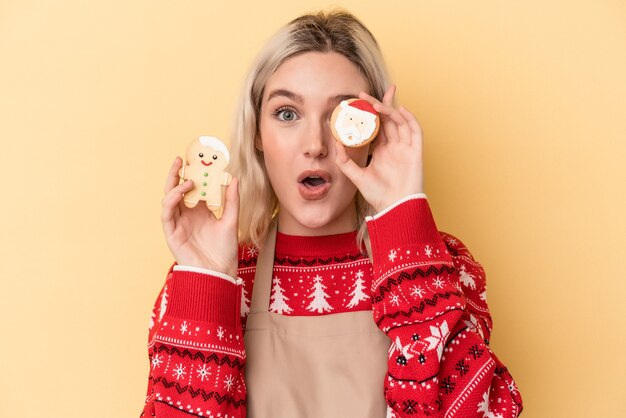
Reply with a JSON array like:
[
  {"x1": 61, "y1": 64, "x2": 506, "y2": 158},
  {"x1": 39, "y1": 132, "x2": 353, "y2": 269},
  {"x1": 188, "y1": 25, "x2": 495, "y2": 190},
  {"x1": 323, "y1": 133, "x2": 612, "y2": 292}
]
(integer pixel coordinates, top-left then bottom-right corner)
[{"x1": 249, "y1": 221, "x2": 278, "y2": 313}]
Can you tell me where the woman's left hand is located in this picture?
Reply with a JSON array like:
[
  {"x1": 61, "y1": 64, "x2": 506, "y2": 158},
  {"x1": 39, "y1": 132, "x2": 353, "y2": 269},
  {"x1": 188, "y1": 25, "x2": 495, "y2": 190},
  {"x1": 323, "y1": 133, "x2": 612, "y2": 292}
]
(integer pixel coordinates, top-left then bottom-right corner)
[{"x1": 335, "y1": 85, "x2": 424, "y2": 213}]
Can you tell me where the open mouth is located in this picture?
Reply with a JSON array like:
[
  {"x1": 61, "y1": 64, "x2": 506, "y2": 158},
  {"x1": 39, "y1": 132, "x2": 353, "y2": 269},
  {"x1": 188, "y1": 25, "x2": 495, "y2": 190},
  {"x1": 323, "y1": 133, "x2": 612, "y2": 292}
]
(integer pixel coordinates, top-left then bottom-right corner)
[
  {"x1": 301, "y1": 176, "x2": 327, "y2": 188},
  {"x1": 298, "y1": 171, "x2": 330, "y2": 187},
  {"x1": 298, "y1": 171, "x2": 331, "y2": 200}
]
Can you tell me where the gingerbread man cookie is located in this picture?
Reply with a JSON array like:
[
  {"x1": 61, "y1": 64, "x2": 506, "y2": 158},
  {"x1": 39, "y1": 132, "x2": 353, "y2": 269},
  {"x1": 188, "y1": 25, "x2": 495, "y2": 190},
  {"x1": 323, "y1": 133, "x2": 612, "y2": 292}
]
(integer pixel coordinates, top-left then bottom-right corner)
[
  {"x1": 179, "y1": 136, "x2": 232, "y2": 218},
  {"x1": 330, "y1": 98, "x2": 380, "y2": 147}
]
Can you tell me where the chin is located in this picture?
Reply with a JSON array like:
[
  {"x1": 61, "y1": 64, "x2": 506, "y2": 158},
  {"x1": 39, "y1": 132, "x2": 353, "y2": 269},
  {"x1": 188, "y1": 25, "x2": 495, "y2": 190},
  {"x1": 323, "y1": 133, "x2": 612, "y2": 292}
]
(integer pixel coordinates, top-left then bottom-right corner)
[
  {"x1": 292, "y1": 212, "x2": 333, "y2": 232},
  {"x1": 286, "y1": 203, "x2": 357, "y2": 236},
  {"x1": 300, "y1": 215, "x2": 335, "y2": 231}
]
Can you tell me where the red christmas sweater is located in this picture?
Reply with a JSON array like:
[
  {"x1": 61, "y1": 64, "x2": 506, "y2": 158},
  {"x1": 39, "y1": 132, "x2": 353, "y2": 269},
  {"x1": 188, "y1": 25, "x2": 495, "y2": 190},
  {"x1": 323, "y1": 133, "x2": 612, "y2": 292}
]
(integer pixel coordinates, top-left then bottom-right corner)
[{"x1": 141, "y1": 196, "x2": 523, "y2": 417}]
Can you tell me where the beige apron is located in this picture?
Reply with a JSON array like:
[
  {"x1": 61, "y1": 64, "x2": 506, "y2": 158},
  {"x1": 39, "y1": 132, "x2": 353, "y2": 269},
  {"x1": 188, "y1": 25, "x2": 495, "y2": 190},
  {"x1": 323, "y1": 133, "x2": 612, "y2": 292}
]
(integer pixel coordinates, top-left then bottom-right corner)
[{"x1": 244, "y1": 223, "x2": 391, "y2": 417}]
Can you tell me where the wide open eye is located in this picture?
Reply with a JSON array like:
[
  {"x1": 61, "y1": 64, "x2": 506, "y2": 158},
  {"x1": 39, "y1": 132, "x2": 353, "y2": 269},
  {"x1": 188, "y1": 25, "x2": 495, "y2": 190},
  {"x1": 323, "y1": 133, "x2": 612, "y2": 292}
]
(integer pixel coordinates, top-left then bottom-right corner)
[
  {"x1": 282, "y1": 110, "x2": 295, "y2": 121},
  {"x1": 212, "y1": 155, "x2": 218, "y2": 160},
  {"x1": 274, "y1": 106, "x2": 299, "y2": 122},
  {"x1": 199, "y1": 153, "x2": 204, "y2": 158}
]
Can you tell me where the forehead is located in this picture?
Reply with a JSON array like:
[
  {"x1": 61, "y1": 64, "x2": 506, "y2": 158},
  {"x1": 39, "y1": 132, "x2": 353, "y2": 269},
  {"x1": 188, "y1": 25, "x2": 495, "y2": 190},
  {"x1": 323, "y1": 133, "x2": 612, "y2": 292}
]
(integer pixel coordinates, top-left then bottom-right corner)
[{"x1": 264, "y1": 52, "x2": 369, "y2": 102}]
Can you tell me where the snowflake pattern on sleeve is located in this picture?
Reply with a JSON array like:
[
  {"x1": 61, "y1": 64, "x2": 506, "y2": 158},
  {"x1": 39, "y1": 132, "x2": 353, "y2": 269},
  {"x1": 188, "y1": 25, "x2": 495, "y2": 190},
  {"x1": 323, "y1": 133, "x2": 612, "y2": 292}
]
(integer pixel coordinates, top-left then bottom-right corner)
[{"x1": 367, "y1": 197, "x2": 522, "y2": 417}]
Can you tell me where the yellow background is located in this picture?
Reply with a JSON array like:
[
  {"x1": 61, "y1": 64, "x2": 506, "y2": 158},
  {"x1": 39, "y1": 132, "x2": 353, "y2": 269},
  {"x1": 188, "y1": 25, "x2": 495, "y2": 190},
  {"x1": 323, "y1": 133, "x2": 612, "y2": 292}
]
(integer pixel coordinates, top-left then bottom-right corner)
[{"x1": 1, "y1": 1, "x2": 624, "y2": 417}]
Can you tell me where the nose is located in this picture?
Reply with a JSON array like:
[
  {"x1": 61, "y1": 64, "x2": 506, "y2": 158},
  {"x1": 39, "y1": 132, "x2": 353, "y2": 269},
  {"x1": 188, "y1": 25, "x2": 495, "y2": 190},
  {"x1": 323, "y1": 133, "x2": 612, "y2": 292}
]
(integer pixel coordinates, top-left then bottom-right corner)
[{"x1": 303, "y1": 120, "x2": 329, "y2": 158}]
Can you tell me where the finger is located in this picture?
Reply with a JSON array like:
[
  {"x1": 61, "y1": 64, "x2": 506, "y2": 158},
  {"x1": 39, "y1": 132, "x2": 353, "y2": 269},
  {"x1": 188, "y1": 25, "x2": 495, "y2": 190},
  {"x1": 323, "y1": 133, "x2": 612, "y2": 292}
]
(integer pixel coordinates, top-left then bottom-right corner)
[
  {"x1": 381, "y1": 84, "x2": 396, "y2": 106},
  {"x1": 359, "y1": 89, "x2": 395, "y2": 145},
  {"x1": 334, "y1": 142, "x2": 367, "y2": 191},
  {"x1": 398, "y1": 107, "x2": 424, "y2": 151},
  {"x1": 379, "y1": 86, "x2": 413, "y2": 144},
  {"x1": 161, "y1": 180, "x2": 193, "y2": 220},
  {"x1": 359, "y1": 89, "x2": 380, "y2": 102},
  {"x1": 391, "y1": 104, "x2": 413, "y2": 145},
  {"x1": 161, "y1": 180, "x2": 193, "y2": 235},
  {"x1": 360, "y1": 85, "x2": 395, "y2": 105},
  {"x1": 398, "y1": 106, "x2": 424, "y2": 140},
  {"x1": 221, "y1": 177, "x2": 240, "y2": 228},
  {"x1": 164, "y1": 157, "x2": 183, "y2": 195},
  {"x1": 375, "y1": 99, "x2": 417, "y2": 145},
  {"x1": 365, "y1": 86, "x2": 404, "y2": 143},
  {"x1": 373, "y1": 102, "x2": 401, "y2": 143}
]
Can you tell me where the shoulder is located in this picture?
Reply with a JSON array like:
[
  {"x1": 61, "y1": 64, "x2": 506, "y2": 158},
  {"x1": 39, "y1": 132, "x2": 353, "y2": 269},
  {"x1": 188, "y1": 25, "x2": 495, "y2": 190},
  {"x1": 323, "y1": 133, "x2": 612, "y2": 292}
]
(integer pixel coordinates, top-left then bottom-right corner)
[
  {"x1": 438, "y1": 231, "x2": 486, "y2": 281},
  {"x1": 439, "y1": 230, "x2": 490, "y2": 302},
  {"x1": 439, "y1": 231, "x2": 478, "y2": 261}
]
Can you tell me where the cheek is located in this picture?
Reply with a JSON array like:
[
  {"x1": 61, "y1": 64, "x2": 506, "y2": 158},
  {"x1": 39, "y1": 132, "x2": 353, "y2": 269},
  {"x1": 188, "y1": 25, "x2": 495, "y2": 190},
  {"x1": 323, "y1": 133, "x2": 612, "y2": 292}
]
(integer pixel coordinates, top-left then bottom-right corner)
[
  {"x1": 260, "y1": 137, "x2": 286, "y2": 169},
  {"x1": 260, "y1": 122, "x2": 304, "y2": 166},
  {"x1": 259, "y1": 132, "x2": 289, "y2": 184},
  {"x1": 258, "y1": 124, "x2": 278, "y2": 157}
]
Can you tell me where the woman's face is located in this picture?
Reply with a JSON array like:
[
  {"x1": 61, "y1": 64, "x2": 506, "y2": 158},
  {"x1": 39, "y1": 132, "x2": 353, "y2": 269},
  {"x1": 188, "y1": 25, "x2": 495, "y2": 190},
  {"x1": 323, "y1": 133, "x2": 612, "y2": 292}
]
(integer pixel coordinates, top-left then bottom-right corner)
[{"x1": 258, "y1": 51, "x2": 371, "y2": 236}]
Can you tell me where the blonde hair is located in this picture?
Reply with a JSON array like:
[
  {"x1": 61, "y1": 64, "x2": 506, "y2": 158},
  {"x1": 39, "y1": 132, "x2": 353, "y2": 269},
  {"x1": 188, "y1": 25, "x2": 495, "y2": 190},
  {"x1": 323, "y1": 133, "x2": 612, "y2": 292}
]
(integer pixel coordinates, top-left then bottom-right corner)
[{"x1": 230, "y1": 9, "x2": 392, "y2": 251}]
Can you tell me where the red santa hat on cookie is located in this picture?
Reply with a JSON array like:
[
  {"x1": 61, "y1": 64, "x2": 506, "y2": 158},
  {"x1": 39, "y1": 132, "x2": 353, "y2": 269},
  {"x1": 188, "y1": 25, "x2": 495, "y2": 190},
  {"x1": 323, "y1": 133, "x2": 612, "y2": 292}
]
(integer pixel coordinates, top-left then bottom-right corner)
[{"x1": 346, "y1": 99, "x2": 378, "y2": 116}]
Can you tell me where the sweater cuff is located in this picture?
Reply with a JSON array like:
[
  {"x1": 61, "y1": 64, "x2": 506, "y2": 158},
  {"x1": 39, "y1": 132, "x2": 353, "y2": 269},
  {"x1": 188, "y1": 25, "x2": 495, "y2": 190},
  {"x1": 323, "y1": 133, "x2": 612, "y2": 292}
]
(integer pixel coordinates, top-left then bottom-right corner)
[
  {"x1": 166, "y1": 269, "x2": 241, "y2": 328},
  {"x1": 365, "y1": 193, "x2": 428, "y2": 222},
  {"x1": 173, "y1": 265, "x2": 240, "y2": 285},
  {"x1": 366, "y1": 197, "x2": 444, "y2": 266}
]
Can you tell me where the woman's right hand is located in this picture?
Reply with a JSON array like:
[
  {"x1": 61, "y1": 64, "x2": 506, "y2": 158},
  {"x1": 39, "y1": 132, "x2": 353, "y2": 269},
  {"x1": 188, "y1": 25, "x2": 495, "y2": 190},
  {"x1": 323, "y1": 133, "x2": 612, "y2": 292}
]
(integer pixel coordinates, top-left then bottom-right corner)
[{"x1": 161, "y1": 157, "x2": 240, "y2": 278}]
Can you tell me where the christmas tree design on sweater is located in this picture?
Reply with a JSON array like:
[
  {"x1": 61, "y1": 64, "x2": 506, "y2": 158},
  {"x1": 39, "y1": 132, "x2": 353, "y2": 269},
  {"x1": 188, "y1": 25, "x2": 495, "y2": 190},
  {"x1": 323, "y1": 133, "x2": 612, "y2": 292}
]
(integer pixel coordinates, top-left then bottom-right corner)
[{"x1": 141, "y1": 197, "x2": 523, "y2": 417}]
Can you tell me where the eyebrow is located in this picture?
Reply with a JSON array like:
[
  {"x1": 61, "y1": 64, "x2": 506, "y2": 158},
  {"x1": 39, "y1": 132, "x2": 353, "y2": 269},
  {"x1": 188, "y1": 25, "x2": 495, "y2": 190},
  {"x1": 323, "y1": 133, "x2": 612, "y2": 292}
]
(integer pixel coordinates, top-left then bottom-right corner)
[
  {"x1": 329, "y1": 94, "x2": 356, "y2": 107},
  {"x1": 266, "y1": 89, "x2": 304, "y2": 104},
  {"x1": 266, "y1": 89, "x2": 358, "y2": 106}
]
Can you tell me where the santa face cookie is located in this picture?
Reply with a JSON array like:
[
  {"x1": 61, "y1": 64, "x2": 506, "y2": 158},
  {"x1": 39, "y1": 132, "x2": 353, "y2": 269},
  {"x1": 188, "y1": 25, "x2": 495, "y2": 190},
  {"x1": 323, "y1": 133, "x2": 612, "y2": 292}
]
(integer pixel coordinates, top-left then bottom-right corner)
[
  {"x1": 330, "y1": 98, "x2": 380, "y2": 147},
  {"x1": 179, "y1": 136, "x2": 232, "y2": 217}
]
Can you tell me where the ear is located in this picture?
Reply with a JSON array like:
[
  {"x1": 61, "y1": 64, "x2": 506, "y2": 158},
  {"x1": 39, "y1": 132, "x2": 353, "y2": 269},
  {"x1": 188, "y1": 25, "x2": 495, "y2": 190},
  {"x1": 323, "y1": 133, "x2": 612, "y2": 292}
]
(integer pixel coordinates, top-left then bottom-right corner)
[{"x1": 255, "y1": 135, "x2": 263, "y2": 152}]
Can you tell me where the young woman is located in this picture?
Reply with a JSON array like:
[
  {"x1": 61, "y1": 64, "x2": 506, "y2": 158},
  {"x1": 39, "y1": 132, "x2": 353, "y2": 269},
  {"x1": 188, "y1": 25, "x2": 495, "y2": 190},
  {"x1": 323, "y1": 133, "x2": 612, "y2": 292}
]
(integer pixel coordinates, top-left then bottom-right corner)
[{"x1": 142, "y1": 10, "x2": 523, "y2": 418}]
